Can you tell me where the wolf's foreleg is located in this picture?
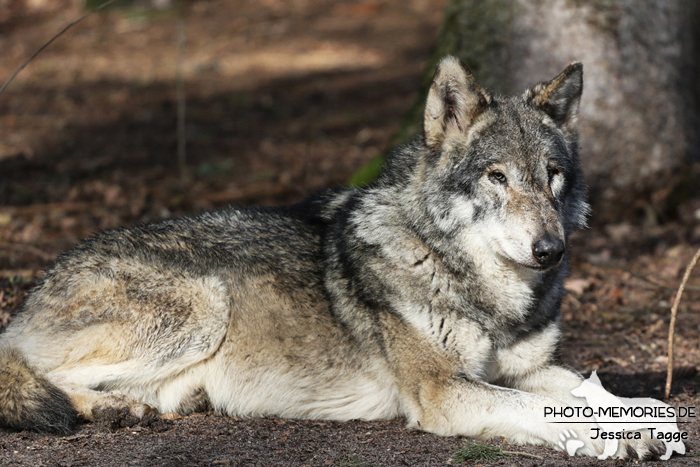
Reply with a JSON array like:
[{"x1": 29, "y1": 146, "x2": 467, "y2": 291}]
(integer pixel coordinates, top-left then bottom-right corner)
[
  {"x1": 504, "y1": 365, "x2": 586, "y2": 407},
  {"x1": 380, "y1": 313, "x2": 603, "y2": 456},
  {"x1": 381, "y1": 313, "x2": 665, "y2": 459},
  {"x1": 404, "y1": 374, "x2": 607, "y2": 457},
  {"x1": 505, "y1": 365, "x2": 666, "y2": 459}
]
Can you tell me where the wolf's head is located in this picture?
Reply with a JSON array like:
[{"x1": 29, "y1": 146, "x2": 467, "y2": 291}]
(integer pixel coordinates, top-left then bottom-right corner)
[{"x1": 407, "y1": 56, "x2": 589, "y2": 271}]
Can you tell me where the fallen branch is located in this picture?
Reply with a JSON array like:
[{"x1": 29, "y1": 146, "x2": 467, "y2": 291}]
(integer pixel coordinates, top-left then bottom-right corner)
[
  {"x1": 665, "y1": 245, "x2": 700, "y2": 399},
  {"x1": 201, "y1": 183, "x2": 306, "y2": 204},
  {"x1": 0, "y1": 202, "x2": 98, "y2": 216},
  {"x1": 0, "y1": 241, "x2": 55, "y2": 261},
  {"x1": 0, "y1": 183, "x2": 313, "y2": 216},
  {"x1": 0, "y1": 269, "x2": 38, "y2": 279}
]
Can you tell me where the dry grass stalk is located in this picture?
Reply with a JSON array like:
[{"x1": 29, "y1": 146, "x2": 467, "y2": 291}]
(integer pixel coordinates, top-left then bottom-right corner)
[
  {"x1": 665, "y1": 246, "x2": 700, "y2": 399},
  {"x1": 0, "y1": 0, "x2": 122, "y2": 98}
]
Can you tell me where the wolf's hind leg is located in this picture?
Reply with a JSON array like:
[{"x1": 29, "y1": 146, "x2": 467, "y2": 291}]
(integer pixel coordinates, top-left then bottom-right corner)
[
  {"x1": 32, "y1": 272, "x2": 230, "y2": 416},
  {"x1": 44, "y1": 363, "x2": 157, "y2": 427},
  {"x1": 67, "y1": 387, "x2": 157, "y2": 427},
  {"x1": 45, "y1": 334, "x2": 218, "y2": 421}
]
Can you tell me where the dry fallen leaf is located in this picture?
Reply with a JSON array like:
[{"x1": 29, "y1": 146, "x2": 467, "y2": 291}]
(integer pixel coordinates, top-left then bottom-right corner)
[{"x1": 564, "y1": 278, "x2": 594, "y2": 296}]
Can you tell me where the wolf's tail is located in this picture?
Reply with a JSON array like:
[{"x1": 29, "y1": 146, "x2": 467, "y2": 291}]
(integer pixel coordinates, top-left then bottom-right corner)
[{"x1": 0, "y1": 346, "x2": 77, "y2": 434}]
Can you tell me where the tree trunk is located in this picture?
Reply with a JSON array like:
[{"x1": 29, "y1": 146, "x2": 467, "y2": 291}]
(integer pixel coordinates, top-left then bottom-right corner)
[{"x1": 352, "y1": 0, "x2": 700, "y2": 223}]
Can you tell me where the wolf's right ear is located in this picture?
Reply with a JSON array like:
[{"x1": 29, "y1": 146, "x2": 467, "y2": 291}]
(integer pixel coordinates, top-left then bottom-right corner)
[
  {"x1": 423, "y1": 56, "x2": 491, "y2": 149},
  {"x1": 525, "y1": 62, "x2": 583, "y2": 135}
]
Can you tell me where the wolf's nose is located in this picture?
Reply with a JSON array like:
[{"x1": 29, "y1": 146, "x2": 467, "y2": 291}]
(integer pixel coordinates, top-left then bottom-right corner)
[{"x1": 532, "y1": 237, "x2": 565, "y2": 267}]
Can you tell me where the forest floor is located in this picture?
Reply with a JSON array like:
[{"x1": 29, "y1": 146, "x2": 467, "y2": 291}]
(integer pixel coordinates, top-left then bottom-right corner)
[{"x1": 0, "y1": 1, "x2": 699, "y2": 465}]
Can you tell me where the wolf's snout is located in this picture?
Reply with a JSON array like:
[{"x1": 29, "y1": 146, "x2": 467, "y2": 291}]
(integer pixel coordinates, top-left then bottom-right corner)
[{"x1": 532, "y1": 236, "x2": 565, "y2": 268}]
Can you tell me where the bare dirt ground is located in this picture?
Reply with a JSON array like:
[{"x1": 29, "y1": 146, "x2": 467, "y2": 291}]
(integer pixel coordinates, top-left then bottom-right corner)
[{"x1": 0, "y1": 1, "x2": 699, "y2": 465}]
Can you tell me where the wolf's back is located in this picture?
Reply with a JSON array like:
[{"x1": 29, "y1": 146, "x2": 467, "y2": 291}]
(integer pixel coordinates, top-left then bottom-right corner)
[{"x1": 0, "y1": 346, "x2": 77, "y2": 434}]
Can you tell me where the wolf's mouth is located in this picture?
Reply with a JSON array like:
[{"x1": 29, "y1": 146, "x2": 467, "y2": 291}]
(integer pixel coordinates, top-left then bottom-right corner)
[{"x1": 523, "y1": 260, "x2": 562, "y2": 271}]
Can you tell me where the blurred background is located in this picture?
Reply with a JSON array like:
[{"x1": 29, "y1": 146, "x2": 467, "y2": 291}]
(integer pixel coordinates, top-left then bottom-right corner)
[
  {"x1": 0, "y1": 0, "x2": 448, "y2": 270},
  {"x1": 0, "y1": 0, "x2": 699, "y2": 393}
]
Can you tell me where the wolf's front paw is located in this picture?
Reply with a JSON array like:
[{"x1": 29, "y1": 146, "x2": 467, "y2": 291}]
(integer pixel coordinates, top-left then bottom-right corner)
[
  {"x1": 615, "y1": 430, "x2": 667, "y2": 461},
  {"x1": 569, "y1": 427, "x2": 667, "y2": 460}
]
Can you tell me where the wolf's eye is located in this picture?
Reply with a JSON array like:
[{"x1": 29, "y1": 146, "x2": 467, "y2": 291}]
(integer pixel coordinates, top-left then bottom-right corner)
[
  {"x1": 547, "y1": 167, "x2": 560, "y2": 180},
  {"x1": 488, "y1": 171, "x2": 507, "y2": 184}
]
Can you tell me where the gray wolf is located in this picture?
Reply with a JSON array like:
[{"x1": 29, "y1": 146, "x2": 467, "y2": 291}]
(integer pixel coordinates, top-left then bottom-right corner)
[
  {"x1": 570, "y1": 371, "x2": 685, "y2": 459},
  {"x1": 0, "y1": 56, "x2": 665, "y2": 459}
]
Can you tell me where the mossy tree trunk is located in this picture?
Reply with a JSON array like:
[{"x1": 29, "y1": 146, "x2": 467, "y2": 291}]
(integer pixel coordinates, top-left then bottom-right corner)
[{"x1": 351, "y1": 0, "x2": 700, "y2": 223}]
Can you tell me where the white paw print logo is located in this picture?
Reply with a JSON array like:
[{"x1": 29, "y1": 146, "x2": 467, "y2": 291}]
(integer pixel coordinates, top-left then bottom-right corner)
[{"x1": 558, "y1": 429, "x2": 584, "y2": 456}]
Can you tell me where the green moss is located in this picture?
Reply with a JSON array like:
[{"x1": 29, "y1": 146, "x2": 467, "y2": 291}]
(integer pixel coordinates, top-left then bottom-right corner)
[{"x1": 347, "y1": 154, "x2": 386, "y2": 187}]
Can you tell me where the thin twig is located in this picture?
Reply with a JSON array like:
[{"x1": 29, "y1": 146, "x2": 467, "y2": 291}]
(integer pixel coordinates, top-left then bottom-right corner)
[
  {"x1": 623, "y1": 269, "x2": 681, "y2": 291},
  {"x1": 501, "y1": 450, "x2": 544, "y2": 460},
  {"x1": 665, "y1": 246, "x2": 700, "y2": 399},
  {"x1": 176, "y1": 0, "x2": 187, "y2": 180},
  {"x1": 604, "y1": 265, "x2": 700, "y2": 292},
  {"x1": 624, "y1": 268, "x2": 700, "y2": 292},
  {"x1": 0, "y1": 0, "x2": 122, "y2": 98}
]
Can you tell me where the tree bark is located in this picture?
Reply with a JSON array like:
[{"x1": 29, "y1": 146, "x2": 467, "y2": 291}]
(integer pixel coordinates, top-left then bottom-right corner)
[{"x1": 353, "y1": 0, "x2": 700, "y2": 222}]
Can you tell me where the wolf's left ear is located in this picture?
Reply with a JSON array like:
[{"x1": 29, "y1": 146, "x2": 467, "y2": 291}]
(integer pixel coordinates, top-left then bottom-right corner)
[
  {"x1": 424, "y1": 56, "x2": 491, "y2": 149},
  {"x1": 525, "y1": 62, "x2": 583, "y2": 134}
]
